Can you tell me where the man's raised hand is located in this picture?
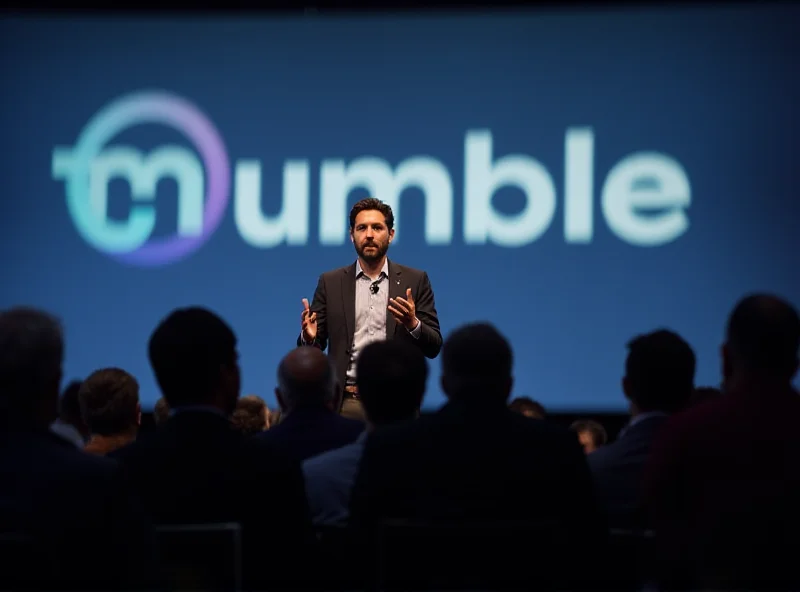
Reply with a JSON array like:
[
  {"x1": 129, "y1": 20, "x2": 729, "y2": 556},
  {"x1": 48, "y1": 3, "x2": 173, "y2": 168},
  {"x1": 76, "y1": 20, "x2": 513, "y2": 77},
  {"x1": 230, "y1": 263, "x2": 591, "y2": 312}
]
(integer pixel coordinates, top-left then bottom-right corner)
[{"x1": 301, "y1": 298, "x2": 317, "y2": 343}]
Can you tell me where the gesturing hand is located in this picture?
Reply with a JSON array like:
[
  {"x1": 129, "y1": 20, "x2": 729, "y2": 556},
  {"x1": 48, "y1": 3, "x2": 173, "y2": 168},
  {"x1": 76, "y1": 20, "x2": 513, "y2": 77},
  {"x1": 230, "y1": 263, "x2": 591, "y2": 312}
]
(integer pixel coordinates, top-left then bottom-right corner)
[
  {"x1": 301, "y1": 298, "x2": 317, "y2": 343},
  {"x1": 388, "y1": 288, "x2": 420, "y2": 331}
]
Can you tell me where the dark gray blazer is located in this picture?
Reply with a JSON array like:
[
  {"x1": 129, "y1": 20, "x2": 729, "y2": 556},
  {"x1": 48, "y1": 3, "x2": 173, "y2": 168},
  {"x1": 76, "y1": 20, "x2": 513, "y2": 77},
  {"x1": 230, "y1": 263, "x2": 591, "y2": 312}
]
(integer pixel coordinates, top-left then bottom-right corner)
[{"x1": 297, "y1": 259, "x2": 442, "y2": 390}]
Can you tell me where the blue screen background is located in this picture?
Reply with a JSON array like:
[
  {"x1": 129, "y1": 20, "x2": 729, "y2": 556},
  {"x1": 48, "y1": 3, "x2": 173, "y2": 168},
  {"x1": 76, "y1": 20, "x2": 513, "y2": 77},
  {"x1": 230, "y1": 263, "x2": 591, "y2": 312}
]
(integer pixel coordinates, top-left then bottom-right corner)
[{"x1": 1, "y1": 5, "x2": 798, "y2": 411}]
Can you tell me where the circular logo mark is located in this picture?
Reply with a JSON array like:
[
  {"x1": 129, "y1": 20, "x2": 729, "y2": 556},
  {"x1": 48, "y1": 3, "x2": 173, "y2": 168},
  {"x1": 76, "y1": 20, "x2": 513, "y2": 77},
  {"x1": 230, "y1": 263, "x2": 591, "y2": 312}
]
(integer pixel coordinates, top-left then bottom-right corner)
[{"x1": 58, "y1": 90, "x2": 230, "y2": 266}]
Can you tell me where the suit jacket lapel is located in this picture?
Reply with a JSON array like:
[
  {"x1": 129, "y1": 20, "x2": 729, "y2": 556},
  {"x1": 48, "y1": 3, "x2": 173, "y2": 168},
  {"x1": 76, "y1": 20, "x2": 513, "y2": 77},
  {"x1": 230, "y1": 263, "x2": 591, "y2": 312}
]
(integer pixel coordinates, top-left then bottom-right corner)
[
  {"x1": 342, "y1": 264, "x2": 356, "y2": 343},
  {"x1": 386, "y1": 260, "x2": 404, "y2": 337}
]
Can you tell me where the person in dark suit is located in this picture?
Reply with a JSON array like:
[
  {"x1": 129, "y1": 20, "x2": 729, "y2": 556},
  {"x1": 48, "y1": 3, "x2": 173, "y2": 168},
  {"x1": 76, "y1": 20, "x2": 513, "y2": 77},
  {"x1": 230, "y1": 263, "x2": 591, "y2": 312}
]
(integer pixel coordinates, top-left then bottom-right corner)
[
  {"x1": 349, "y1": 322, "x2": 606, "y2": 590},
  {"x1": 257, "y1": 346, "x2": 364, "y2": 463},
  {"x1": 0, "y1": 307, "x2": 155, "y2": 591},
  {"x1": 110, "y1": 307, "x2": 314, "y2": 591},
  {"x1": 587, "y1": 329, "x2": 696, "y2": 528},
  {"x1": 644, "y1": 294, "x2": 800, "y2": 591},
  {"x1": 298, "y1": 197, "x2": 442, "y2": 420}
]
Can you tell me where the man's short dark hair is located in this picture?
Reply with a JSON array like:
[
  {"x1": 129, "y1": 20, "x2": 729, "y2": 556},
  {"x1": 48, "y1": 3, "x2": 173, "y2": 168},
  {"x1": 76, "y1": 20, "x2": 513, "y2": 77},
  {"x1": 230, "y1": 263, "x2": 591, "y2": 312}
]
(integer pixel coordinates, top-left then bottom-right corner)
[
  {"x1": 349, "y1": 198, "x2": 394, "y2": 231},
  {"x1": 569, "y1": 419, "x2": 608, "y2": 447},
  {"x1": 79, "y1": 368, "x2": 140, "y2": 436},
  {"x1": 508, "y1": 397, "x2": 546, "y2": 419},
  {"x1": 231, "y1": 394, "x2": 268, "y2": 435},
  {"x1": 148, "y1": 307, "x2": 238, "y2": 407},
  {"x1": 624, "y1": 329, "x2": 696, "y2": 413},
  {"x1": 726, "y1": 294, "x2": 800, "y2": 379},
  {"x1": 441, "y1": 322, "x2": 513, "y2": 399},
  {"x1": 357, "y1": 340, "x2": 428, "y2": 425}
]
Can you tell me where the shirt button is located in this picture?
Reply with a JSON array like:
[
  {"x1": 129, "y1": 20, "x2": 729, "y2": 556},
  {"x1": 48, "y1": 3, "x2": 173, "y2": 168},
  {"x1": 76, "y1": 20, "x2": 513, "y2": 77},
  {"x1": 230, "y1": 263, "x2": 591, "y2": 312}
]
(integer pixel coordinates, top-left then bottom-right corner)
[{"x1": 370, "y1": 306, "x2": 373, "y2": 310}]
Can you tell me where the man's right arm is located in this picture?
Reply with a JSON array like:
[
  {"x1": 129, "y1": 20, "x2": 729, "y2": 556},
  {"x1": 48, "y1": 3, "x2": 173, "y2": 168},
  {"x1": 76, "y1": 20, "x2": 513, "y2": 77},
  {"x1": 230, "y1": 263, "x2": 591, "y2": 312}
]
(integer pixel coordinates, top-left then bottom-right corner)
[{"x1": 297, "y1": 274, "x2": 329, "y2": 351}]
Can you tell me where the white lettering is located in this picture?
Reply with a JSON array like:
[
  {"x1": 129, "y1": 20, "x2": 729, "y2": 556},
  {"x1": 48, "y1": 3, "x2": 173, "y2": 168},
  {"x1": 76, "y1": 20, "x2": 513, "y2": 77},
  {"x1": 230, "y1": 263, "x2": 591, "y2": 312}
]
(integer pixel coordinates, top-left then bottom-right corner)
[
  {"x1": 564, "y1": 128, "x2": 594, "y2": 243},
  {"x1": 234, "y1": 160, "x2": 310, "y2": 247},
  {"x1": 601, "y1": 153, "x2": 691, "y2": 246},
  {"x1": 463, "y1": 130, "x2": 557, "y2": 246},
  {"x1": 318, "y1": 157, "x2": 453, "y2": 245}
]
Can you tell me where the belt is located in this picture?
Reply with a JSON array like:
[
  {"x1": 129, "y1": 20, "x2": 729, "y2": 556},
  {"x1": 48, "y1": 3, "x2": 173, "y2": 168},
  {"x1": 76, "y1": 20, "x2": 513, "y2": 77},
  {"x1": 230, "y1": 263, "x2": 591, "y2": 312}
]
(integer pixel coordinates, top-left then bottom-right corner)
[{"x1": 343, "y1": 385, "x2": 359, "y2": 400}]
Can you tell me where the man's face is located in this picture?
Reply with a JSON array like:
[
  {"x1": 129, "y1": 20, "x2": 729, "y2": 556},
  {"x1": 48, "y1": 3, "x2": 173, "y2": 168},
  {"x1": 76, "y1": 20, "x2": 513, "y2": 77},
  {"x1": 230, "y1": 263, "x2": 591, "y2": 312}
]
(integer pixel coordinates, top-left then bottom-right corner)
[
  {"x1": 578, "y1": 430, "x2": 598, "y2": 454},
  {"x1": 350, "y1": 209, "x2": 394, "y2": 263}
]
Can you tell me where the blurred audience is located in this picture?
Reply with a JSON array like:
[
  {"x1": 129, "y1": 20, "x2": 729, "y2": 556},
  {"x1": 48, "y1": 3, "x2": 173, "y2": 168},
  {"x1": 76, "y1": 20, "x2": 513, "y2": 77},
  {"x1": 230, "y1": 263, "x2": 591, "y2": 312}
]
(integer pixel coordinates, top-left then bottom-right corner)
[
  {"x1": 5, "y1": 288, "x2": 799, "y2": 592},
  {"x1": 304, "y1": 340, "x2": 428, "y2": 525},
  {"x1": 153, "y1": 396, "x2": 170, "y2": 426},
  {"x1": 231, "y1": 394, "x2": 270, "y2": 435},
  {"x1": 645, "y1": 294, "x2": 800, "y2": 590},
  {"x1": 508, "y1": 396, "x2": 546, "y2": 419},
  {"x1": 570, "y1": 419, "x2": 608, "y2": 454},
  {"x1": 110, "y1": 307, "x2": 313, "y2": 590},
  {"x1": 350, "y1": 322, "x2": 605, "y2": 589},
  {"x1": 588, "y1": 329, "x2": 695, "y2": 528},
  {"x1": 0, "y1": 307, "x2": 154, "y2": 590},
  {"x1": 50, "y1": 379, "x2": 88, "y2": 447},
  {"x1": 80, "y1": 367, "x2": 141, "y2": 456},
  {"x1": 257, "y1": 347, "x2": 363, "y2": 462}
]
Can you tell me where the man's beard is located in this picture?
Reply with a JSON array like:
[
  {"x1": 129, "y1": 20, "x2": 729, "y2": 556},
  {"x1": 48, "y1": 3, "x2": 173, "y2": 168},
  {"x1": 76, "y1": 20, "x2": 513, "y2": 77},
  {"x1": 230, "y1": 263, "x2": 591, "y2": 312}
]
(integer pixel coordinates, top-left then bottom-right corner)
[{"x1": 356, "y1": 240, "x2": 389, "y2": 263}]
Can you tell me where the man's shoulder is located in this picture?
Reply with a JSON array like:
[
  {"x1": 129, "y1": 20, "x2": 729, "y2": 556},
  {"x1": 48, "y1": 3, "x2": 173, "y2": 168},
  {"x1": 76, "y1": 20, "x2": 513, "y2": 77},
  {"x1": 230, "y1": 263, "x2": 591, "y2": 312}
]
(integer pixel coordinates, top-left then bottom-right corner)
[
  {"x1": 389, "y1": 261, "x2": 428, "y2": 279},
  {"x1": 303, "y1": 438, "x2": 363, "y2": 476},
  {"x1": 332, "y1": 414, "x2": 367, "y2": 435},
  {"x1": 34, "y1": 431, "x2": 120, "y2": 478}
]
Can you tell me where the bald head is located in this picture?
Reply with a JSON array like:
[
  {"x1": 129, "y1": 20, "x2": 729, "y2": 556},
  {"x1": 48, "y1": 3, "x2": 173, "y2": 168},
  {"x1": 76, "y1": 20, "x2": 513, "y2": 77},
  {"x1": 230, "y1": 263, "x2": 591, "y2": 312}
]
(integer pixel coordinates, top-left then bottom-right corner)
[
  {"x1": 725, "y1": 294, "x2": 800, "y2": 381},
  {"x1": 276, "y1": 347, "x2": 336, "y2": 411}
]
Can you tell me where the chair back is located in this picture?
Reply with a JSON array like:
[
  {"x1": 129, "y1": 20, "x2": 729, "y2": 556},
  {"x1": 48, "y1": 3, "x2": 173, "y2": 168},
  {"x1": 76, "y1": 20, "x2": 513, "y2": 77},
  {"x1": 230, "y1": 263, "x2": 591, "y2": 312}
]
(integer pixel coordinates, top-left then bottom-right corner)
[
  {"x1": 374, "y1": 519, "x2": 568, "y2": 591},
  {"x1": 156, "y1": 522, "x2": 242, "y2": 592}
]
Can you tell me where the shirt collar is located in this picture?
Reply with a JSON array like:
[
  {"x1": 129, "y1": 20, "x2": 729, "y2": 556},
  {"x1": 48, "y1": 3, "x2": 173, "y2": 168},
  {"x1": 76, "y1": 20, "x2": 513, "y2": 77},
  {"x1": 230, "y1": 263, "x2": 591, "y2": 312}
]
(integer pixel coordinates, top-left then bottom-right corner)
[{"x1": 355, "y1": 259, "x2": 389, "y2": 280}]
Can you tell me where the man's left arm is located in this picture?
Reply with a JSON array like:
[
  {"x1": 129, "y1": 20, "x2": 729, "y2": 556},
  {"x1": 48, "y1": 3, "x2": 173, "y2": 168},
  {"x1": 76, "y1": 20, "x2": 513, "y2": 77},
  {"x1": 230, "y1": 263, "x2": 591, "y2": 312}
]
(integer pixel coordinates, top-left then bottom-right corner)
[{"x1": 405, "y1": 271, "x2": 442, "y2": 358}]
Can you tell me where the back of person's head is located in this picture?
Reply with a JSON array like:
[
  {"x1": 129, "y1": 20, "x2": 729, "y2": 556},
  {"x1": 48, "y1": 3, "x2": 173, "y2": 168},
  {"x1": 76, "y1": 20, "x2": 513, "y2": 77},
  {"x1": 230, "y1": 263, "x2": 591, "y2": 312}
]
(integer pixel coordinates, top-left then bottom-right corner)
[
  {"x1": 0, "y1": 307, "x2": 64, "y2": 428},
  {"x1": 623, "y1": 329, "x2": 696, "y2": 414},
  {"x1": 78, "y1": 368, "x2": 141, "y2": 437},
  {"x1": 231, "y1": 394, "x2": 269, "y2": 435},
  {"x1": 723, "y1": 293, "x2": 800, "y2": 384},
  {"x1": 153, "y1": 397, "x2": 170, "y2": 426},
  {"x1": 148, "y1": 307, "x2": 240, "y2": 414},
  {"x1": 508, "y1": 397, "x2": 546, "y2": 419},
  {"x1": 275, "y1": 347, "x2": 336, "y2": 412},
  {"x1": 441, "y1": 322, "x2": 513, "y2": 403},
  {"x1": 357, "y1": 340, "x2": 428, "y2": 426},
  {"x1": 569, "y1": 419, "x2": 608, "y2": 454}
]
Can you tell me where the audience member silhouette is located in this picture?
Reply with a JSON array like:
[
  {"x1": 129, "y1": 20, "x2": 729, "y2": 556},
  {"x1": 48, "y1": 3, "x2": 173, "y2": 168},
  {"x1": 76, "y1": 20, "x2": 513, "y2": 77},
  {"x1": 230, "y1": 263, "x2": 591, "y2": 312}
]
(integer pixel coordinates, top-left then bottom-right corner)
[
  {"x1": 257, "y1": 347, "x2": 363, "y2": 462},
  {"x1": 350, "y1": 322, "x2": 606, "y2": 590},
  {"x1": 0, "y1": 307, "x2": 155, "y2": 590},
  {"x1": 230, "y1": 394, "x2": 270, "y2": 435},
  {"x1": 588, "y1": 329, "x2": 695, "y2": 528},
  {"x1": 80, "y1": 367, "x2": 141, "y2": 455},
  {"x1": 110, "y1": 307, "x2": 314, "y2": 590},
  {"x1": 570, "y1": 419, "x2": 608, "y2": 454},
  {"x1": 645, "y1": 294, "x2": 800, "y2": 590},
  {"x1": 304, "y1": 339, "x2": 428, "y2": 525}
]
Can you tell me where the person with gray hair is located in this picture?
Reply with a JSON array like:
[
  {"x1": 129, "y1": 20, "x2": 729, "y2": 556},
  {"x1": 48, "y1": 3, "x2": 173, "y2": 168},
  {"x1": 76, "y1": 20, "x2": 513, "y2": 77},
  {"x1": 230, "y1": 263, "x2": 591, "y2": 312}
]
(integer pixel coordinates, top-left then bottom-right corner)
[
  {"x1": 257, "y1": 347, "x2": 363, "y2": 462},
  {"x1": 0, "y1": 307, "x2": 155, "y2": 590}
]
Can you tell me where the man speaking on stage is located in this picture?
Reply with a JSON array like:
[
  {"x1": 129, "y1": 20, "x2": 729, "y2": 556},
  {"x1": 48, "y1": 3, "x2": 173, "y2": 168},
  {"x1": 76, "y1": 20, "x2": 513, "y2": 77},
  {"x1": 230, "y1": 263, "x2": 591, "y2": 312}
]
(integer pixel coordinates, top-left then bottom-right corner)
[{"x1": 298, "y1": 198, "x2": 442, "y2": 420}]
